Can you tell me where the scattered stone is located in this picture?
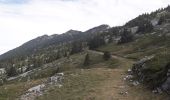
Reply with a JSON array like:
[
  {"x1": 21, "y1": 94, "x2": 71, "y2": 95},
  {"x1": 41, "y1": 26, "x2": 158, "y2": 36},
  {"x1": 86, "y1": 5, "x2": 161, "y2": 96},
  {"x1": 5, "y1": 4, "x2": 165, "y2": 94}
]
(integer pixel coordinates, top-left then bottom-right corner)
[
  {"x1": 129, "y1": 80, "x2": 133, "y2": 82},
  {"x1": 128, "y1": 69, "x2": 132, "y2": 73},
  {"x1": 132, "y1": 81, "x2": 140, "y2": 86},
  {"x1": 157, "y1": 88, "x2": 163, "y2": 94},
  {"x1": 20, "y1": 72, "x2": 64, "y2": 100},
  {"x1": 119, "y1": 91, "x2": 128, "y2": 95},
  {"x1": 152, "y1": 89, "x2": 157, "y2": 93},
  {"x1": 123, "y1": 77, "x2": 126, "y2": 81},
  {"x1": 49, "y1": 75, "x2": 63, "y2": 85},
  {"x1": 57, "y1": 72, "x2": 64, "y2": 76},
  {"x1": 152, "y1": 88, "x2": 163, "y2": 94},
  {"x1": 28, "y1": 84, "x2": 45, "y2": 93},
  {"x1": 123, "y1": 75, "x2": 134, "y2": 81}
]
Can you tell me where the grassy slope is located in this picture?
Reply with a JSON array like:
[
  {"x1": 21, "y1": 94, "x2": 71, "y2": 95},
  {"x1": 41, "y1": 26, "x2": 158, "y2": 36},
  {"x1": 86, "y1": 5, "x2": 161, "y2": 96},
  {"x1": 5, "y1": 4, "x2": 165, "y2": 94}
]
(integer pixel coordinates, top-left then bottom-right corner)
[
  {"x1": 1, "y1": 33, "x2": 170, "y2": 100},
  {"x1": 0, "y1": 79, "x2": 46, "y2": 100},
  {"x1": 97, "y1": 34, "x2": 170, "y2": 60},
  {"x1": 0, "y1": 52, "x2": 106, "y2": 100},
  {"x1": 37, "y1": 50, "x2": 168, "y2": 100},
  {"x1": 0, "y1": 53, "x2": 83, "y2": 100}
]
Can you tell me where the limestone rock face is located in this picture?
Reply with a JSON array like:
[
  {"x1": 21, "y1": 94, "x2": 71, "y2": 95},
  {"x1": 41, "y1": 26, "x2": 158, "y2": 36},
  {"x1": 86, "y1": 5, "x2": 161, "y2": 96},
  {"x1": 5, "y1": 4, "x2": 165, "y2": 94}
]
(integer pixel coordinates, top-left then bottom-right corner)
[
  {"x1": 132, "y1": 56, "x2": 170, "y2": 93},
  {"x1": 132, "y1": 56, "x2": 155, "y2": 83},
  {"x1": 129, "y1": 26, "x2": 139, "y2": 34},
  {"x1": 151, "y1": 18, "x2": 159, "y2": 26}
]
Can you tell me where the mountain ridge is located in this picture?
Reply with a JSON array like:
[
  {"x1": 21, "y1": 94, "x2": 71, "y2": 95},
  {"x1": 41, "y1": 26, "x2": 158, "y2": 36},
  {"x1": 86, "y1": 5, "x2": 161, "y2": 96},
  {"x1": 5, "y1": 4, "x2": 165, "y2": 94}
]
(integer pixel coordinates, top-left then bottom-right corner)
[{"x1": 0, "y1": 24, "x2": 110, "y2": 61}]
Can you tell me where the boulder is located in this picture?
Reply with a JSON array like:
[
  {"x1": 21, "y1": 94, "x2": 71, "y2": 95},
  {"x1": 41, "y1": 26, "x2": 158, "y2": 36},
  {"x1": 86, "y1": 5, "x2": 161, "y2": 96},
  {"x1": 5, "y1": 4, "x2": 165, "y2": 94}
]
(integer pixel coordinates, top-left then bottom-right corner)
[
  {"x1": 28, "y1": 84, "x2": 45, "y2": 93},
  {"x1": 132, "y1": 81, "x2": 140, "y2": 86},
  {"x1": 132, "y1": 55, "x2": 155, "y2": 82},
  {"x1": 132, "y1": 55, "x2": 170, "y2": 93},
  {"x1": 48, "y1": 72, "x2": 64, "y2": 85}
]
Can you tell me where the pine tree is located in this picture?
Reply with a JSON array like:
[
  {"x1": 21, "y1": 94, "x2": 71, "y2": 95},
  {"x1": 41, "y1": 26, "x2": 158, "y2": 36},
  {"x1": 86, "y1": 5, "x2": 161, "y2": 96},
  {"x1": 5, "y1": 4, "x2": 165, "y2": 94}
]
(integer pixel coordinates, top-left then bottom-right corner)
[
  {"x1": 158, "y1": 16, "x2": 164, "y2": 25},
  {"x1": 83, "y1": 54, "x2": 90, "y2": 66},
  {"x1": 7, "y1": 66, "x2": 17, "y2": 77}
]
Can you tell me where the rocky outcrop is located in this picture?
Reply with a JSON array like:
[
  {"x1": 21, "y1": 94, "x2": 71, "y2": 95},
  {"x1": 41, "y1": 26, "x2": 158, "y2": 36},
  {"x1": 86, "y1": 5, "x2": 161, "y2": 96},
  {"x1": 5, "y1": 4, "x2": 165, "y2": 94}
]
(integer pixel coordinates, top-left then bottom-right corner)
[
  {"x1": 132, "y1": 55, "x2": 155, "y2": 82},
  {"x1": 129, "y1": 26, "x2": 139, "y2": 34},
  {"x1": 132, "y1": 55, "x2": 170, "y2": 93},
  {"x1": 151, "y1": 18, "x2": 159, "y2": 26},
  {"x1": 117, "y1": 28, "x2": 133, "y2": 44},
  {"x1": 20, "y1": 72, "x2": 64, "y2": 100}
]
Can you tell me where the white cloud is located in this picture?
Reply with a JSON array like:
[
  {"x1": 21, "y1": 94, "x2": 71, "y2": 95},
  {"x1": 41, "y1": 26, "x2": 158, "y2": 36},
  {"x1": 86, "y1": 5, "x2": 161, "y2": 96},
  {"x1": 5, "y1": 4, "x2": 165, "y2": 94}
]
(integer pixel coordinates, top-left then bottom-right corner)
[{"x1": 0, "y1": 0, "x2": 170, "y2": 54}]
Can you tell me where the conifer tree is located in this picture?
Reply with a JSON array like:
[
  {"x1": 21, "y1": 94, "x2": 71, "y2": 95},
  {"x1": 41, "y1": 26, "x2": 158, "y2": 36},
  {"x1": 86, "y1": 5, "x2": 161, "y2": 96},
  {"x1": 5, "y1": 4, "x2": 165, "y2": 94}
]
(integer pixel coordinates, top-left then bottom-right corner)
[{"x1": 83, "y1": 54, "x2": 90, "y2": 66}]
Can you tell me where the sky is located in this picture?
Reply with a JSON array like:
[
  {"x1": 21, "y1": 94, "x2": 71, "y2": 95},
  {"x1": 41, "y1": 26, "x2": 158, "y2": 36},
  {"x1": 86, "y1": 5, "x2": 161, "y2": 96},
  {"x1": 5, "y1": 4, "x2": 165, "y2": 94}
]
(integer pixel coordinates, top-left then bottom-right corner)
[{"x1": 0, "y1": 0, "x2": 170, "y2": 55}]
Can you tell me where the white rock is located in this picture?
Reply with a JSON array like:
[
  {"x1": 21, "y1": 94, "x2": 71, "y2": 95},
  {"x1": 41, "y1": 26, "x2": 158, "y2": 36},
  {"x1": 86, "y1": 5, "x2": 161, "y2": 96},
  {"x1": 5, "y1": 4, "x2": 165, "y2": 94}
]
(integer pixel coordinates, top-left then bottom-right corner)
[
  {"x1": 152, "y1": 89, "x2": 157, "y2": 93},
  {"x1": 57, "y1": 73, "x2": 64, "y2": 76},
  {"x1": 128, "y1": 69, "x2": 131, "y2": 72},
  {"x1": 57, "y1": 84, "x2": 63, "y2": 88},
  {"x1": 132, "y1": 81, "x2": 140, "y2": 86},
  {"x1": 151, "y1": 18, "x2": 159, "y2": 26},
  {"x1": 0, "y1": 68, "x2": 6, "y2": 75},
  {"x1": 28, "y1": 84, "x2": 45, "y2": 93}
]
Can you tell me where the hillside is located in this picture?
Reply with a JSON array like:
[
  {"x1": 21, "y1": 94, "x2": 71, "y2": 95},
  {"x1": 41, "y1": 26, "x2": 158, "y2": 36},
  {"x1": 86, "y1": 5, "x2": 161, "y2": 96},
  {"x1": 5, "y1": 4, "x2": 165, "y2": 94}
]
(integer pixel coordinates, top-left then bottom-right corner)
[
  {"x1": 0, "y1": 5, "x2": 170, "y2": 100},
  {"x1": 0, "y1": 24, "x2": 109, "y2": 61}
]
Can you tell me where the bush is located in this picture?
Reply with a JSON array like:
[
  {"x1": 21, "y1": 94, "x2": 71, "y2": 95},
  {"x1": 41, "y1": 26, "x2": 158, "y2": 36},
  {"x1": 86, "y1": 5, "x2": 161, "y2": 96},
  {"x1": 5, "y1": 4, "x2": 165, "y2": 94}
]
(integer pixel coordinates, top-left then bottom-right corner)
[
  {"x1": 83, "y1": 54, "x2": 90, "y2": 66},
  {"x1": 103, "y1": 51, "x2": 111, "y2": 60},
  {"x1": 7, "y1": 66, "x2": 18, "y2": 77}
]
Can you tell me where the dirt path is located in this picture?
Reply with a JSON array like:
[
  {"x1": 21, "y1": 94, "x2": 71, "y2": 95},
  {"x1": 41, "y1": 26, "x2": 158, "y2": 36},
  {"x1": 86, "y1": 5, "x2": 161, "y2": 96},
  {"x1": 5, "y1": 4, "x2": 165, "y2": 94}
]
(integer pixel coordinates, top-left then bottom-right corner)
[
  {"x1": 84, "y1": 68, "x2": 168, "y2": 100},
  {"x1": 88, "y1": 50, "x2": 131, "y2": 61},
  {"x1": 88, "y1": 50, "x2": 134, "y2": 70},
  {"x1": 87, "y1": 50, "x2": 168, "y2": 100}
]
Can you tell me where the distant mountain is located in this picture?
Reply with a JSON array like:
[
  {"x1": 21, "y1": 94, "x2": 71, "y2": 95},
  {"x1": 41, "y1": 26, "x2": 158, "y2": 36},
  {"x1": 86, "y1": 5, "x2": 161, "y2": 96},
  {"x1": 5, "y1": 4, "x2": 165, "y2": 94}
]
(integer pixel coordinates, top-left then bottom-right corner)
[{"x1": 0, "y1": 24, "x2": 110, "y2": 61}]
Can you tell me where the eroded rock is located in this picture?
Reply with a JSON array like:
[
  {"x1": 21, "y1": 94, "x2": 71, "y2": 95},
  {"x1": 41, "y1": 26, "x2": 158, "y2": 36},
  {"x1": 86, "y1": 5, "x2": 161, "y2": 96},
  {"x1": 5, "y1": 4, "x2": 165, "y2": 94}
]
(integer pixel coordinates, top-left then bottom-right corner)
[{"x1": 20, "y1": 72, "x2": 64, "y2": 100}]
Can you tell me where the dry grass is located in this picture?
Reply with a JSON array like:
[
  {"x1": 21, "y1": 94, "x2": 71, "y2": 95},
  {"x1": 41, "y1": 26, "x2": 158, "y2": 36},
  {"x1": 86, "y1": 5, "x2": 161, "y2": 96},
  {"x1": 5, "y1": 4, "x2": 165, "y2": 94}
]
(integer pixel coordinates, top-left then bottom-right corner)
[
  {"x1": 37, "y1": 67, "x2": 169, "y2": 100},
  {"x1": 37, "y1": 52, "x2": 169, "y2": 100},
  {"x1": 0, "y1": 78, "x2": 46, "y2": 100}
]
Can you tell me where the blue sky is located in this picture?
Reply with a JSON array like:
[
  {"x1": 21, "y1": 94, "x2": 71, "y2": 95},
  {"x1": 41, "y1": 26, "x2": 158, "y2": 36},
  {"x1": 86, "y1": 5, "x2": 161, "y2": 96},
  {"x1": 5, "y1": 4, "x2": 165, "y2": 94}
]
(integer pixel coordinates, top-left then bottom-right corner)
[
  {"x1": 0, "y1": 0, "x2": 170, "y2": 55},
  {"x1": 0, "y1": 0, "x2": 27, "y2": 4}
]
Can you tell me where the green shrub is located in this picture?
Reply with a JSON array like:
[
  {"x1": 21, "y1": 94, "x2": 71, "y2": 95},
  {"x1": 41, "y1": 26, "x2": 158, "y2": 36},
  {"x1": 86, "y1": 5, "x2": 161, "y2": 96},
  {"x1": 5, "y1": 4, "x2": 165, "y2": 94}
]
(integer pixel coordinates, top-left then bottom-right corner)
[{"x1": 103, "y1": 51, "x2": 111, "y2": 60}]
